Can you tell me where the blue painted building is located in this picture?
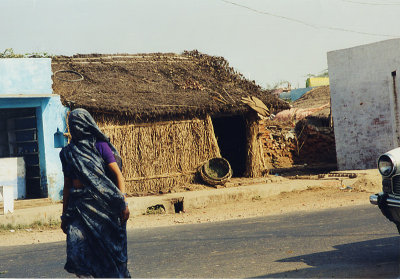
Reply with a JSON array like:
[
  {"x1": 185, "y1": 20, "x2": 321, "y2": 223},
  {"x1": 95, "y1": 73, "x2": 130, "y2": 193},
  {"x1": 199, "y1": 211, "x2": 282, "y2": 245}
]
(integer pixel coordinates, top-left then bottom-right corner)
[
  {"x1": 279, "y1": 87, "x2": 315, "y2": 102},
  {"x1": 0, "y1": 58, "x2": 67, "y2": 200}
]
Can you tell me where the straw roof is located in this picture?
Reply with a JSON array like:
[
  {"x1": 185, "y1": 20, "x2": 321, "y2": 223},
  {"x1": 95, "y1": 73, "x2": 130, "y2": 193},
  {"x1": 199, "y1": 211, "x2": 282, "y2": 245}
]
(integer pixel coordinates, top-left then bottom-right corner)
[
  {"x1": 293, "y1": 85, "x2": 330, "y2": 110},
  {"x1": 52, "y1": 51, "x2": 289, "y2": 122}
]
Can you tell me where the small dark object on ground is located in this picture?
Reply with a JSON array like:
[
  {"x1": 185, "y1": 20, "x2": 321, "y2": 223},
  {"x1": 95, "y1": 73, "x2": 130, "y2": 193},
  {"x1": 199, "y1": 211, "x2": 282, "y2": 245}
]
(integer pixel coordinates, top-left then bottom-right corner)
[{"x1": 322, "y1": 172, "x2": 358, "y2": 179}]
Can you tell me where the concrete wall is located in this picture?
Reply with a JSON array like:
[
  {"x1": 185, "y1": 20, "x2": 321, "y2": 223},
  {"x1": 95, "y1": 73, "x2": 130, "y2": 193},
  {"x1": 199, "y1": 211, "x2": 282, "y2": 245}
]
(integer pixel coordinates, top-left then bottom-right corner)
[
  {"x1": 327, "y1": 39, "x2": 400, "y2": 170},
  {"x1": 0, "y1": 58, "x2": 52, "y2": 95},
  {"x1": 0, "y1": 58, "x2": 67, "y2": 200},
  {"x1": 306, "y1": 77, "x2": 329, "y2": 88}
]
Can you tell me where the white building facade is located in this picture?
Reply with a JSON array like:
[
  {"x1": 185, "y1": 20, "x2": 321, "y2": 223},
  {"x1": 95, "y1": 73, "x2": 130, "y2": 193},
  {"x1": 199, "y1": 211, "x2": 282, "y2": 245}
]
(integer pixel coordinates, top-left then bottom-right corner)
[{"x1": 328, "y1": 38, "x2": 400, "y2": 170}]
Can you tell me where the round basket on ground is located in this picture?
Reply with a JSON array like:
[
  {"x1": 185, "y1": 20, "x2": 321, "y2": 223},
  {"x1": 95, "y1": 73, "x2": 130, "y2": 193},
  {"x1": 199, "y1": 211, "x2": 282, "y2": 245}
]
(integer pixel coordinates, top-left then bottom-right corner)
[{"x1": 200, "y1": 157, "x2": 232, "y2": 186}]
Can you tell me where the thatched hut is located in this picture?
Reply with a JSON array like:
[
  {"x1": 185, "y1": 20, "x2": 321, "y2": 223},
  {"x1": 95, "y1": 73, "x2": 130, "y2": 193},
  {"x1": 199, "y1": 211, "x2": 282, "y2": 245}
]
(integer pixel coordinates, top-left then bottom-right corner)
[{"x1": 51, "y1": 51, "x2": 289, "y2": 195}]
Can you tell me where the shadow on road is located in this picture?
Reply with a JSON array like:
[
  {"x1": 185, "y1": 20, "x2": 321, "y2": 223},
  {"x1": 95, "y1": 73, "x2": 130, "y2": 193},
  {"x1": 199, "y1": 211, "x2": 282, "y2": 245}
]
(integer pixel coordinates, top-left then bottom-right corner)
[{"x1": 253, "y1": 236, "x2": 400, "y2": 278}]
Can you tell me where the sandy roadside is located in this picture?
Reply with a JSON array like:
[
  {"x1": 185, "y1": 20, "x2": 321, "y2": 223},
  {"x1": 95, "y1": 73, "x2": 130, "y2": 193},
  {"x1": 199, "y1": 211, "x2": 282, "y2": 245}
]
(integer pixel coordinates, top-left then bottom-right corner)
[{"x1": 0, "y1": 169, "x2": 382, "y2": 247}]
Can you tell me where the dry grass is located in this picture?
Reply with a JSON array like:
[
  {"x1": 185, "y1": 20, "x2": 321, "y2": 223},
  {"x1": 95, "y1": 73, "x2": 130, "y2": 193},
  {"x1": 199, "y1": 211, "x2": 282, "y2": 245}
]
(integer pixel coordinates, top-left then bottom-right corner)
[
  {"x1": 245, "y1": 114, "x2": 267, "y2": 177},
  {"x1": 97, "y1": 115, "x2": 221, "y2": 194},
  {"x1": 52, "y1": 52, "x2": 289, "y2": 121}
]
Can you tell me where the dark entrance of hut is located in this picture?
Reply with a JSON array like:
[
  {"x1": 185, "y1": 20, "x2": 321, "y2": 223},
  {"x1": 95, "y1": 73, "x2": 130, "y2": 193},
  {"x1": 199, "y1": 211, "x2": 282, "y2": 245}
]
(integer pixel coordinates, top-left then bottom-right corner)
[
  {"x1": 212, "y1": 115, "x2": 247, "y2": 177},
  {"x1": 0, "y1": 108, "x2": 42, "y2": 199}
]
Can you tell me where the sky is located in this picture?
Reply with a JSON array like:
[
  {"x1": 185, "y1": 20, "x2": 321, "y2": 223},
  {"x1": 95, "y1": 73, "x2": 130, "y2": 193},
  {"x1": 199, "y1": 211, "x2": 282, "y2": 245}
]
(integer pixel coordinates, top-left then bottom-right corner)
[{"x1": 1, "y1": 0, "x2": 400, "y2": 89}]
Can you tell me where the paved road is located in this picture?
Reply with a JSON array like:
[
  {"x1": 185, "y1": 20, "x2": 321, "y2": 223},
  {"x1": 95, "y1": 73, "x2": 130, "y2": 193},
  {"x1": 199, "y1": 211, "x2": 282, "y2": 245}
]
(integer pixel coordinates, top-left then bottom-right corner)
[{"x1": 0, "y1": 205, "x2": 399, "y2": 278}]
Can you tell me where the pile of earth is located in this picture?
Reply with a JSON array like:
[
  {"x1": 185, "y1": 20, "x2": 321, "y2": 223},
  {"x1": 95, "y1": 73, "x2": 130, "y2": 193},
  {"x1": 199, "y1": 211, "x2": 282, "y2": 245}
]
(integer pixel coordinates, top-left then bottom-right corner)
[{"x1": 260, "y1": 85, "x2": 336, "y2": 169}]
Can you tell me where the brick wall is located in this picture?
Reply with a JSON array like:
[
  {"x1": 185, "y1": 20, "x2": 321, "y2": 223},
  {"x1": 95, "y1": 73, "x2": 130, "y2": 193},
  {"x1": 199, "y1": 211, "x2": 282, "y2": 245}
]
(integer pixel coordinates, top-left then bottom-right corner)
[{"x1": 259, "y1": 120, "x2": 336, "y2": 169}]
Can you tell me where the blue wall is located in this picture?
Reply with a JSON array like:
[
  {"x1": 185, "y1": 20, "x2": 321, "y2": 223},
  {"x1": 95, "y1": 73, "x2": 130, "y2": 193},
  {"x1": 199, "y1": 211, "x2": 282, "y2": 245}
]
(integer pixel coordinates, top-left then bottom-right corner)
[
  {"x1": 0, "y1": 58, "x2": 52, "y2": 95},
  {"x1": 41, "y1": 97, "x2": 68, "y2": 200},
  {"x1": 0, "y1": 58, "x2": 67, "y2": 200}
]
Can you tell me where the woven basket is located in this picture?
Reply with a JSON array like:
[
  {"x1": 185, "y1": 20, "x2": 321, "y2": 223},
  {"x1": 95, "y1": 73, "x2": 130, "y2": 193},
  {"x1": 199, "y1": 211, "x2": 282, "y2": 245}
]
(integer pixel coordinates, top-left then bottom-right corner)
[{"x1": 200, "y1": 157, "x2": 232, "y2": 186}]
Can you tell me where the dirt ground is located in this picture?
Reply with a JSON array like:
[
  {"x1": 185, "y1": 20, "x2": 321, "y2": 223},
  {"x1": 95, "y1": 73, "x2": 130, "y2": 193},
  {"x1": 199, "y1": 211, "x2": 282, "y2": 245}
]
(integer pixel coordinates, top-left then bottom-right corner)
[{"x1": 0, "y1": 169, "x2": 382, "y2": 247}]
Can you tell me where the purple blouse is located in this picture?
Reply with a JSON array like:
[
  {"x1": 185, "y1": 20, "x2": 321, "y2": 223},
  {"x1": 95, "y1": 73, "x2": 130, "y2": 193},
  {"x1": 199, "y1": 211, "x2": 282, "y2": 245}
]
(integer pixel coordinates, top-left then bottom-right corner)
[{"x1": 61, "y1": 141, "x2": 116, "y2": 179}]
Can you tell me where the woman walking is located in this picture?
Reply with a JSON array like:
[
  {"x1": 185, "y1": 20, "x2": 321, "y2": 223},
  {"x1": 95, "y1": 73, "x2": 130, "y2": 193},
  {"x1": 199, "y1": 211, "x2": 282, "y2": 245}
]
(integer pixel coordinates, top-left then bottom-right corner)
[{"x1": 60, "y1": 108, "x2": 131, "y2": 278}]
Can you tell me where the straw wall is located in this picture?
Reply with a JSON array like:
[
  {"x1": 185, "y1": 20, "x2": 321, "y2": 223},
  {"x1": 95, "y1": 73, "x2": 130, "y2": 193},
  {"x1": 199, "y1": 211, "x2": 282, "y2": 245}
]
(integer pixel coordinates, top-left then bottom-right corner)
[
  {"x1": 95, "y1": 115, "x2": 221, "y2": 195},
  {"x1": 245, "y1": 113, "x2": 267, "y2": 177}
]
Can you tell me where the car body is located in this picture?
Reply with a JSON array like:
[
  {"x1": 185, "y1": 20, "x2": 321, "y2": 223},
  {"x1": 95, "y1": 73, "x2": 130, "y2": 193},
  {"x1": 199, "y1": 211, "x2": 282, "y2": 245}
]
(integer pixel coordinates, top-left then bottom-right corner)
[{"x1": 370, "y1": 147, "x2": 400, "y2": 233}]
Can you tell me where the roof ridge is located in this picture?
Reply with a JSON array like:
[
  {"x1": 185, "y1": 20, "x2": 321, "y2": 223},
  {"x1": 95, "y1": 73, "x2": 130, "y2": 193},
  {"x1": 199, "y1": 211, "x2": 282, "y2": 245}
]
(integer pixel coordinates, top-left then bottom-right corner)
[{"x1": 52, "y1": 54, "x2": 191, "y2": 64}]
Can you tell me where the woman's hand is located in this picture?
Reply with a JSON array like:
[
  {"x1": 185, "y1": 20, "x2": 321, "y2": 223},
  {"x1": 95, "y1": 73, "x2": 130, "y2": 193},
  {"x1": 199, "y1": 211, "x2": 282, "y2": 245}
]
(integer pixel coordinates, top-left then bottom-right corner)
[{"x1": 121, "y1": 206, "x2": 130, "y2": 223}]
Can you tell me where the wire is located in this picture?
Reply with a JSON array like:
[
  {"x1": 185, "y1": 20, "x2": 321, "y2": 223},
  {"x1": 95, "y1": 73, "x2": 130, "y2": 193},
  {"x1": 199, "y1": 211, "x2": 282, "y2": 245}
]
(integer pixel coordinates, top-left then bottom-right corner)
[
  {"x1": 53, "y1": 70, "x2": 84, "y2": 82},
  {"x1": 342, "y1": 0, "x2": 400, "y2": 5},
  {"x1": 220, "y1": 0, "x2": 317, "y2": 29},
  {"x1": 220, "y1": 0, "x2": 400, "y2": 38}
]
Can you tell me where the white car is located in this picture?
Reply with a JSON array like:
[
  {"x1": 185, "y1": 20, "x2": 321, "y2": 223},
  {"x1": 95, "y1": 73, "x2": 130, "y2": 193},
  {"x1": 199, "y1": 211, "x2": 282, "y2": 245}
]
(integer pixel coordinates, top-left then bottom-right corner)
[{"x1": 371, "y1": 147, "x2": 400, "y2": 233}]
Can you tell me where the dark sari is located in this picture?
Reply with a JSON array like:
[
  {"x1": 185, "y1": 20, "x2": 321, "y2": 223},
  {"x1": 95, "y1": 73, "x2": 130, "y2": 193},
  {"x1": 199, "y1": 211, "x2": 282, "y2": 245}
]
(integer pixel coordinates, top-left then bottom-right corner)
[{"x1": 60, "y1": 109, "x2": 130, "y2": 278}]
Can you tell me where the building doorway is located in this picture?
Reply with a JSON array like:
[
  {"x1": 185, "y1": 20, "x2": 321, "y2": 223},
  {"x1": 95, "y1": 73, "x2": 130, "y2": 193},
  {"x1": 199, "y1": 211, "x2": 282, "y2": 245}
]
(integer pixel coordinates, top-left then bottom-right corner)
[{"x1": 0, "y1": 108, "x2": 42, "y2": 199}]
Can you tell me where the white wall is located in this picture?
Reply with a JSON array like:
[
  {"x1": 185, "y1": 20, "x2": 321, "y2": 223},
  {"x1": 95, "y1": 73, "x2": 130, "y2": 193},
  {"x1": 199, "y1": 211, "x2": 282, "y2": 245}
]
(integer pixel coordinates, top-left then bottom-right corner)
[
  {"x1": 327, "y1": 38, "x2": 400, "y2": 170},
  {"x1": 0, "y1": 157, "x2": 26, "y2": 199}
]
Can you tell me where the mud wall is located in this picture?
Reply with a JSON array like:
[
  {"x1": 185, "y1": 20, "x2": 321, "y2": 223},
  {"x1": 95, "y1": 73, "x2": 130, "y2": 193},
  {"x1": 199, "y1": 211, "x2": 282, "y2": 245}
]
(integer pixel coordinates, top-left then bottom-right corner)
[
  {"x1": 294, "y1": 122, "x2": 336, "y2": 165},
  {"x1": 259, "y1": 120, "x2": 336, "y2": 169}
]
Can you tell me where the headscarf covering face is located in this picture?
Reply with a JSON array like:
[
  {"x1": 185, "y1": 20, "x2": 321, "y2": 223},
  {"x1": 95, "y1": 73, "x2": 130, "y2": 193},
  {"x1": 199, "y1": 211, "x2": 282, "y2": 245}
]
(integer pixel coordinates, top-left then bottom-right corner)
[{"x1": 69, "y1": 108, "x2": 108, "y2": 143}]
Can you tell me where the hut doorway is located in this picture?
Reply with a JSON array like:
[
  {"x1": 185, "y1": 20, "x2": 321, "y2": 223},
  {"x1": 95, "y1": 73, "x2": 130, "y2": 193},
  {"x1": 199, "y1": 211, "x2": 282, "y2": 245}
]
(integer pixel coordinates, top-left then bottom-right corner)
[{"x1": 212, "y1": 115, "x2": 247, "y2": 177}]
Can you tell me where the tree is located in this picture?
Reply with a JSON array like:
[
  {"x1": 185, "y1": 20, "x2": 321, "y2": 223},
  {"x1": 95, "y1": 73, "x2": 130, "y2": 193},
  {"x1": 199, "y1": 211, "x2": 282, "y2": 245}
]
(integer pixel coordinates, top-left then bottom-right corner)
[{"x1": 265, "y1": 80, "x2": 291, "y2": 90}]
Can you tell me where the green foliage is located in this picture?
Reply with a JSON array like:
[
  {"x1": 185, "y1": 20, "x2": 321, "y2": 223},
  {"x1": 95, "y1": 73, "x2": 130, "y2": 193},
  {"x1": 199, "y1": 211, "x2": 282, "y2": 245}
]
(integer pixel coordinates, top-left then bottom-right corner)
[
  {"x1": 26, "y1": 51, "x2": 53, "y2": 58},
  {"x1": 265, "y1": 80, "x2": 291, "y2": 90},
  {"x1": 144, "y1": 204, "x2": 166, "y2": 215},
  {"x1": 1, "y1": 48, "x2": 24, "y2": 58},
  {"x1": 0, "y1": 219, "x2": 61, "y2": 232},
  {"x1": 0, "y1": 48, "x2": 53, "y2": 58},
  {"x1": 306, "y1": 69, "x2": 329, "y2": 78}
]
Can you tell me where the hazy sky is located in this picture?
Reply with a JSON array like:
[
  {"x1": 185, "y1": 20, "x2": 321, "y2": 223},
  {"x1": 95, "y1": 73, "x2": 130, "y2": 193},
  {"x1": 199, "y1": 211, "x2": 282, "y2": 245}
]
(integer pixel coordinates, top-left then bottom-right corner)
[{"x1": 1, "y1": 0, "x2": 399, "y2": 88}]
